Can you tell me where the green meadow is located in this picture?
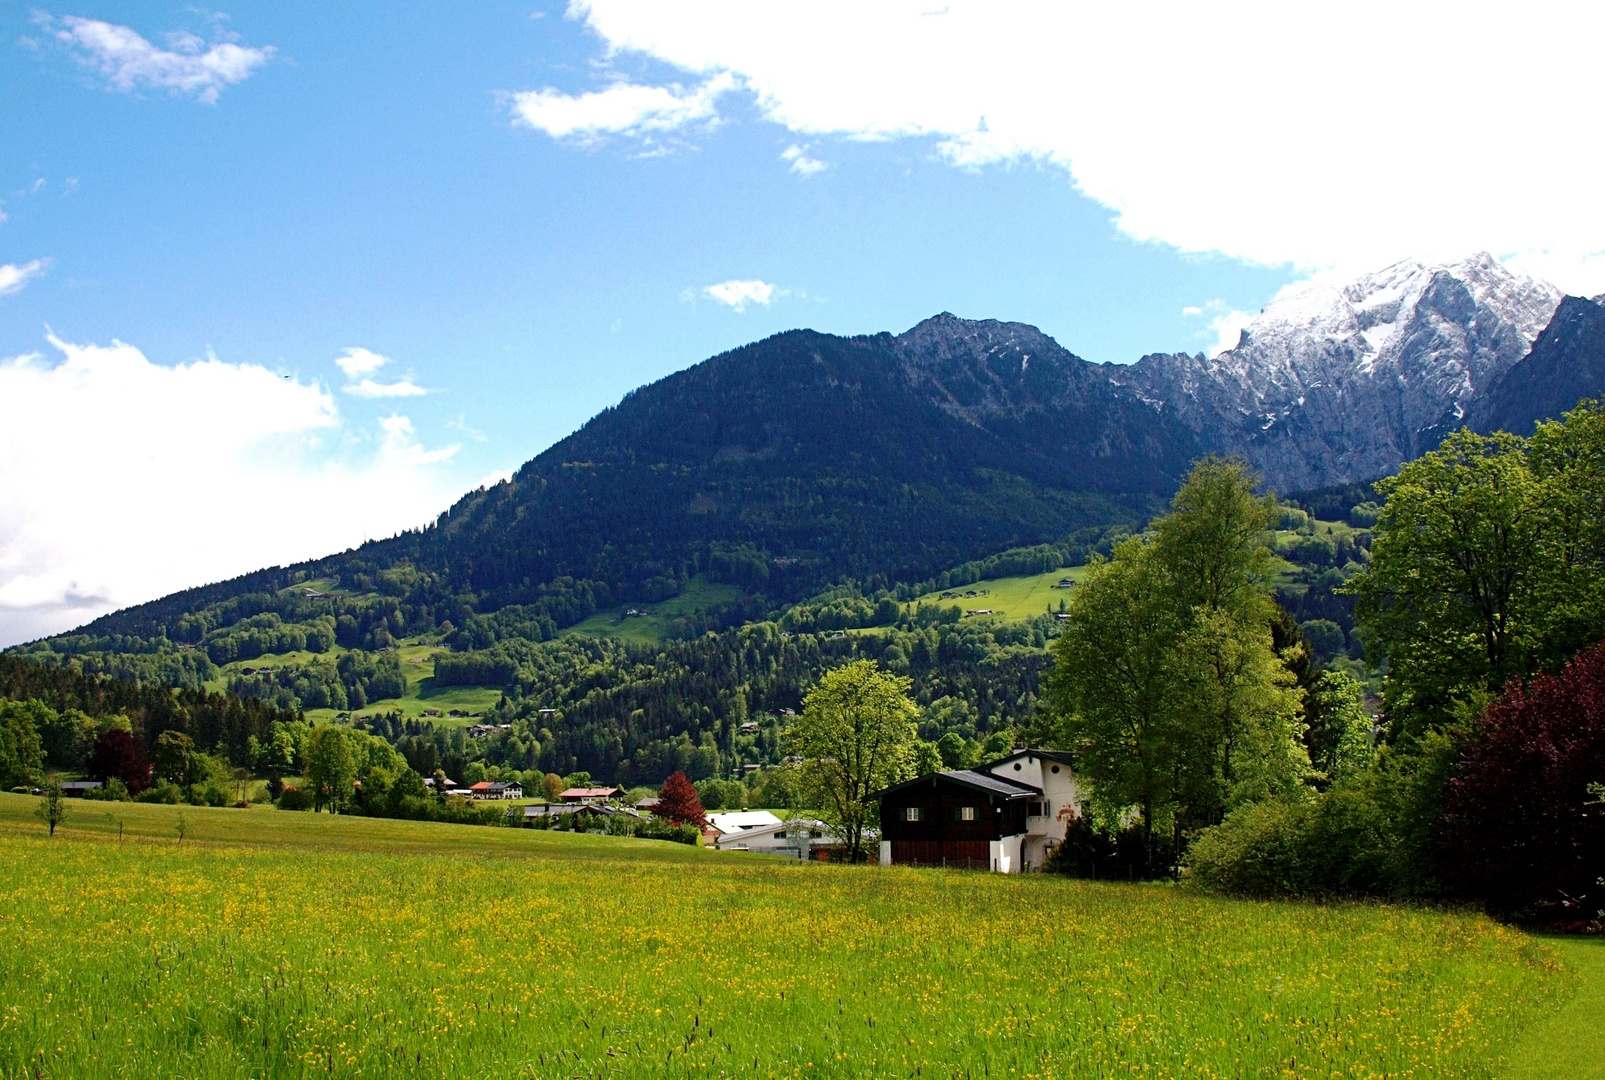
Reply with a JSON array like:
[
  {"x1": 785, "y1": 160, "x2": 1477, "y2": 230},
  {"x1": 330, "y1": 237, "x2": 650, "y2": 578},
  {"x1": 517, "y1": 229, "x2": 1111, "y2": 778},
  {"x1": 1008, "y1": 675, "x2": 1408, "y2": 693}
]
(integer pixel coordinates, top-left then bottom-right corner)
[
  {"x1": 904, "y1": 565, "x2": 1090, "y2": 622},
  {"x1": 211, "y1": 641, "x2": 503, "y2": 728},
  {"x1": 1, "y1": 794, "x2": 1589, "y2": 1080},
  {"x1": 557, "y1": 575, "x2": 746, "y2": 645}
]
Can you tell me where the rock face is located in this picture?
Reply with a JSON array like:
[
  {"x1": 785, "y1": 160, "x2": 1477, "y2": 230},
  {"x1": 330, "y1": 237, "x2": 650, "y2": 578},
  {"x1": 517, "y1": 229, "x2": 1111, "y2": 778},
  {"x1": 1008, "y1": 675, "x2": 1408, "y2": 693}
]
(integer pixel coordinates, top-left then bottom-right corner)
[
  {"x1": 1111, "y1": 254, "x2": 1563, "y2": 490},
  {"x1": 890, "y1": 313, "x2": 1204, "y2": 490},
  {"x1": 1464, "y1": 294, "x2": 1605, "y2": 437}
]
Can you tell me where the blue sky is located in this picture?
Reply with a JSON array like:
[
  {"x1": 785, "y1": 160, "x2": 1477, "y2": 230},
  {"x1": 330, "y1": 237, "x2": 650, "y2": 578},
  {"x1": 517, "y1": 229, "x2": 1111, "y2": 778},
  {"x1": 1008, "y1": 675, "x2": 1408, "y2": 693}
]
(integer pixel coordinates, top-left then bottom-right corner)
[{"x1": 2, "y1": 1, "x2": 1600, "y2": 643}]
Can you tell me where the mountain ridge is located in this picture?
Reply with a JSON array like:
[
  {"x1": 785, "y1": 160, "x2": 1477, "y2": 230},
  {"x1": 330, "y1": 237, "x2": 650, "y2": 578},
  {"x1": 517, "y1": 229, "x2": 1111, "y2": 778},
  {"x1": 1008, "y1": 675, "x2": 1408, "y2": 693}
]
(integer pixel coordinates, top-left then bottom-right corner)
[{"x1": 28, "y1": 254, "x2": 1605, "y2": 650}]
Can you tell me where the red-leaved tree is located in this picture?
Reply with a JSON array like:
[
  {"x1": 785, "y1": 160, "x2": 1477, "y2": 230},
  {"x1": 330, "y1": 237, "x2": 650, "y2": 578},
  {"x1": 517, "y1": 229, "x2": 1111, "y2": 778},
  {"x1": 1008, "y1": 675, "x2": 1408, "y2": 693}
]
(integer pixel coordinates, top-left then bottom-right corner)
[
  {"x1": 88, "y1": 728, "x2": 152, "y2": 794},
  {"x1": 655, "y1": 771, "x2": 707, "y2": 827},
  {"x1": 1441, "y1": 638, "x2": 1605, "y2": 922}
]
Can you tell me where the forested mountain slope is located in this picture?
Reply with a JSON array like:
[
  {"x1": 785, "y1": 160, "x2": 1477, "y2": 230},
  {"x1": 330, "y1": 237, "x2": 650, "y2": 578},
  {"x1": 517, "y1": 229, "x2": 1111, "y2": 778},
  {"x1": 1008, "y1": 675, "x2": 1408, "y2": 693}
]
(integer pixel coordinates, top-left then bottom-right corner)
[{"x1": 23, "y1": 254, "x2": 1605, "y2": 666}]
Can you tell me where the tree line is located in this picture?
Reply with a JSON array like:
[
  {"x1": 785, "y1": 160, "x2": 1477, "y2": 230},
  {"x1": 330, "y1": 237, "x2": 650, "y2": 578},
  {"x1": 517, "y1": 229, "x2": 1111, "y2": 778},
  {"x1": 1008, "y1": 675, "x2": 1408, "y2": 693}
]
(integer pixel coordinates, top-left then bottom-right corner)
[{"x1": 1046, "y1": 401, "x2": 1605, "y2": 924}]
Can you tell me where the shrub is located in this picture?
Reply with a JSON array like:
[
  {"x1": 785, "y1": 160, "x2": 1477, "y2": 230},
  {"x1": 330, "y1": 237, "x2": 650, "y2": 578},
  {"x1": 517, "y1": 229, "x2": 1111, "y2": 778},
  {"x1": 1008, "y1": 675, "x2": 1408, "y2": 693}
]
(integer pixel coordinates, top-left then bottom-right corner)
[
  {"x1": 1186, "y1": 733, "x2": 1460, "y2": 898},
  {"x1": 1044, "y1": 818, "x2": 1152, "y2": 881},
  {"x1": 83, "y1": 777, "x2": 131, "y2": 802},
  {"x1": 1440, "y1": 638, "x2": 1605, "y2": 922},
  {"x1": 636, "y1": 819, "x2": 700, "y2": 845},
  {"x1": 277, "y1": 787, "x2": 316, "y2": 811},
  {"x1": 135, "y1": 781, "x2": 183, "y2": 805}
]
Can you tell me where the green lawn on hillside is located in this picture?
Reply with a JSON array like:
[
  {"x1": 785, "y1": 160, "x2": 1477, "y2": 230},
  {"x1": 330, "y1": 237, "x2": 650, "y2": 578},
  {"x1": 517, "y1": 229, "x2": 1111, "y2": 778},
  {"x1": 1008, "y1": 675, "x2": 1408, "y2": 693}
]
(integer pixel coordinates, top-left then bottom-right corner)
[
  {"x1": 904, "y1": 565, "x2": 1090, "y2": 622},
  {"x1": 559, "y1": 574, "x2": 745, "y2": 645},
  {"x1": 208, "y1": 639, "x2": 505, "y2": 727},
  {"x1": 0, "y1": 793, "x2": 1579, "y2": 1080}
]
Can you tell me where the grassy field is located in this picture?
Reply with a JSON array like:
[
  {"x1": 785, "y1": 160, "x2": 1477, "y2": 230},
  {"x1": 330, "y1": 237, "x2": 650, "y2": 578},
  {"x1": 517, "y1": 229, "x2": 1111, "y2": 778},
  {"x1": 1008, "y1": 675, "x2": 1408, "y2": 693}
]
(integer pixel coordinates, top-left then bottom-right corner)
[
  {"x1": 559, "y1": 575, "x2": 746, "y2": 645},
  {"x1": 905, "y1": 565, "x2": 1090, "y2": 622},
  {"x1": 0, "y1": 794, "x2": 1580, "y2": 1080},
  {"x1": 207, "y1": 640, "x2": 504, "y2": 727},
  {"x1": 1504, "y1": 935, "x2": 1605, "y2": 1080}
]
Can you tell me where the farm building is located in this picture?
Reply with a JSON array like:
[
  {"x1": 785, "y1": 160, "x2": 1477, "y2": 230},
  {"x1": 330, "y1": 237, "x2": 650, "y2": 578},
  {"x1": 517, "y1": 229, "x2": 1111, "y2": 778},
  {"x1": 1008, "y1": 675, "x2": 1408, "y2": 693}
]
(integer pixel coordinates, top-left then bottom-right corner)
[
  {"x1": 559, "y1": 786, "x2": 624, "y2": 804},
  {"x1": 59, "y1": 781, "x2": 102, "y2": 797},
  {"x1": 469, "y1": 780, "x2": 523, "y2": 800},
  {"x1": 873, "y1": 750, "x2": 1082, "y2": 873},
  {"x1": 713, "y1": 818, "x2": 843, "y2": 858},
  {"x1": 520, "y1": 803, "x2": 641, "y2": 827}
]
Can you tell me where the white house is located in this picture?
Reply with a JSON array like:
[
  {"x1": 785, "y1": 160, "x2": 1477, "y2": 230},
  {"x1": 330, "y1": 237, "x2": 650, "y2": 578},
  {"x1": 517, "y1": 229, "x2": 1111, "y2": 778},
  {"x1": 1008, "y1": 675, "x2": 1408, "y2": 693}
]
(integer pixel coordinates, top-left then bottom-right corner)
[
  {"x1": 707, "y1": 810, "x2": 782, "y2": 835},
  {"x1": 713, "y1": 818, "x2": 841, "y2": 858}
]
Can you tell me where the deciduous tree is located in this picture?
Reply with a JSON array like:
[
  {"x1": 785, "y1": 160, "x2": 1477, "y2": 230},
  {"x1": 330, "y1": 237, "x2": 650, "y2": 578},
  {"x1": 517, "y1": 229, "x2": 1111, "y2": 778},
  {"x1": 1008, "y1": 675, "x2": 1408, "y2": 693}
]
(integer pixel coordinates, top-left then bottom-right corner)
[
  {"x1": 654, "y1": 770, "x2": 706, "y2": 827},
  {"x1": 87, "y1": 727, "x2": 150, "y2": 794},
  {"x1": 1440, "y1": 637, "x2": 1605, "y2": 920},
  {"x1": 787, "y1": 660, "x2": 919, "y2": 862},
  {"x1": 35, "y1": 782, "x2": 66, "y2": 836},
  {"x1": 307, "y1": 726, "x2": 356, "y2": 813},
  {"x1": 0, "y1": 700, "x2": 44, "y2": 790}
]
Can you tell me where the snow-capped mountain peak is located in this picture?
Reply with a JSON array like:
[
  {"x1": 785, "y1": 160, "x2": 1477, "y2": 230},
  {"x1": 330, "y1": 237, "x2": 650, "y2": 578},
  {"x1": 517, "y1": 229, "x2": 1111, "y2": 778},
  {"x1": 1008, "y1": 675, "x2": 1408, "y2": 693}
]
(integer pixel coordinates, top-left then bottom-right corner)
[{"x1": 1114, "y1": 254, "x2": 1564, "y2": 490}]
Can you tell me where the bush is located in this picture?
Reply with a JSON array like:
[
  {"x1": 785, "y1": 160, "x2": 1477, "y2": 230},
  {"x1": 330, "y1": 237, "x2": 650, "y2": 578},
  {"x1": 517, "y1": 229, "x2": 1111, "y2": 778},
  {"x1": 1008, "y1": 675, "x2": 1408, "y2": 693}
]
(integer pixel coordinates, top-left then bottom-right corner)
[
  {"x1": 1440, "y1": 638, "x2": 1605, "y2": 922},
  {"x1": 135, "y1": 781, "x2": 183, "y2": 805},
  {"x1": 1044, "y1": 818, "x2": 1153, "y2": 881},
  {"x1": 82, "y1": 777, "x2": 131, "y2": 802},
  {"x1": 277, "y1": 787, "x2": 315, "y2": 811},
  {"x1": 1186, "y1": 736, "x2": 1458, "y2": 899},
  {"x1": 636, "y1": 819, "x2": 701, "y2": 845}
]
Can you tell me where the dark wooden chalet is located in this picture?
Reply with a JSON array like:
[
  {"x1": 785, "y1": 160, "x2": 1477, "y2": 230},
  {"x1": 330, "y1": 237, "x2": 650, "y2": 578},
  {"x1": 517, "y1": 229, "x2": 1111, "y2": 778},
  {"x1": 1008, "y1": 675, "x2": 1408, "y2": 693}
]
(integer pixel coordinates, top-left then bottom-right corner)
[{"x1": 874, "y1": 769, "x2": 1039, "y2": 869}]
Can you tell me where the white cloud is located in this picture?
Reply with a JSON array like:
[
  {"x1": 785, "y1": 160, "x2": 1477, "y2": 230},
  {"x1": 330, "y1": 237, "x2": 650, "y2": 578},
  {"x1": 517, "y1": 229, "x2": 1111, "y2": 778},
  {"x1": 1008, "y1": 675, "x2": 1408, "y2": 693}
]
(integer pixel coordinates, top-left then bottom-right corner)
[
  {"x1": 334, "y1": 346, "x2": 387, "y2": 378},
  {"x1": 1182, "y1": 300, "x2": 1258, "y2": 358},
  {"x1": 346, "y1": 377, "x2": 428, "y2": 398},
  {"x1": 508, "y1": 72, "x2": 734, "y2": 144},
  {"x1": 781, "y1": 144, "x2": 826, "y2": 175},
  {"x1": 562, "y1": 0, "x2": 1605, "y2": 294},
  {"x1": 40, "y1": 13, "x2": 274, "y2": 104},
  {"x1": 0, "y1": 260, "x2": 48, "y2": 296},
  {"x1": 333, "y1": 346, "x2": 428, "y2": 397},
  {"x1": 702, "y1": 279, "x2": 779, "y2": 311},
  {"x1": 0, "y1": 335, "x2": 469, "y2": 646}
]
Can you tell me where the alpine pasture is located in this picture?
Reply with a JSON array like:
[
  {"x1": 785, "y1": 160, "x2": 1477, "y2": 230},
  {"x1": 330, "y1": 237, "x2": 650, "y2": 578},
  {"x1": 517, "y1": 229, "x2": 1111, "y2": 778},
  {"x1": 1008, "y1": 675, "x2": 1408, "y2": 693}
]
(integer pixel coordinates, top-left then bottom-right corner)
[{"x1": 0, "y1": 796, "x2": 1568, "y2": 1080}]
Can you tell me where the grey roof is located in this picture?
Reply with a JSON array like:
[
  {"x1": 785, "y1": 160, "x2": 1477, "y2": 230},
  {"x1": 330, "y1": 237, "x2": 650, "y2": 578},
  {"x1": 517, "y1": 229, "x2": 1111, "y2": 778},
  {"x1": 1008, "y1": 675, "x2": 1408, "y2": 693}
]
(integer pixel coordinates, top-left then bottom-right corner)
[
  {"x1": 870, "y1": 768, "x2": 1040, "y2": 801},
  {"x1": 940, "y1": 769, "x2": 1041, "y2": 799}
]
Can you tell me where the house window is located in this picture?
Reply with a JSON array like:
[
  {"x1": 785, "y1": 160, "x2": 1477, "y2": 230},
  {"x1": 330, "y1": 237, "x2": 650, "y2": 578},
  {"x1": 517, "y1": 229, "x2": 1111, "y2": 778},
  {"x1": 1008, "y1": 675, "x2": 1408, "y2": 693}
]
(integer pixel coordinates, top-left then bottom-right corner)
[
  {"x1": 903, "y1": 806, "x2": 923, "y2": 822},
  {"x1": 1028, "y1": 801, "x2": 1045, "y2": 816},
  {"x1": 959, "y1": 806, "x2": 977, "y2": 821}
]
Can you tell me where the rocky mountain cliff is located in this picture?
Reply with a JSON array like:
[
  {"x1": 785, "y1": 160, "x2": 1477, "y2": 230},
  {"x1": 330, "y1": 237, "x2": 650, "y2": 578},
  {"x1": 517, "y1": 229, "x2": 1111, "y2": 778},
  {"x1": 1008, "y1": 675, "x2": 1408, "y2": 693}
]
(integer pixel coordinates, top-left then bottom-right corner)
[
  {"x1": 1114, "y1": 254, "x2": 1563, "y2": 490},
  {"x1": 1465, "y1": 293, "x2": 1605, "y2": 437}
]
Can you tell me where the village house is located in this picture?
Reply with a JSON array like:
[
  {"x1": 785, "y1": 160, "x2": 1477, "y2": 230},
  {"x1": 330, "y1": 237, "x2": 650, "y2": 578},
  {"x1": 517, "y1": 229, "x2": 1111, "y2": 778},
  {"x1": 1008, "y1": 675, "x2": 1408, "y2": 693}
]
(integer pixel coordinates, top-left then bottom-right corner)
[
  {"x1": 873, "y1": 749, "x2": 1081, "y2": 873},
  {"x1": 713, "y1": 817, "x2": 842, "y2": 858},
  {"x1": 559, "y1": 786, "x2": 624, "y2": 804},
  {"x1": 468, "y1": 780, "x2": 523, "y2": 800},
  {"x1": 521, "y1": 803, "x2": 641, "y2": 828},
  {"x1": 705, "y1": 809, "x2": 782, "y2": 847},
  {"x1": 59, "y1": 780, "x2": 102, "y2": 797}
]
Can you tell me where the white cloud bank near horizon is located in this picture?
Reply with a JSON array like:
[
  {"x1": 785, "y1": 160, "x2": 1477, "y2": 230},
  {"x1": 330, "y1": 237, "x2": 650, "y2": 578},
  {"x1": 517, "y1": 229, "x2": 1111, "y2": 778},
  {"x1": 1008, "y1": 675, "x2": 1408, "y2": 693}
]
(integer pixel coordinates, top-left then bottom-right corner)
[
  {"x1": 523, "y1": 0, "x2": 1605, "y2": 295},
  {"x1": 39, "y1": 12, "x2": 274, "y2": 104},
  {"x1": 0, "y1": 336, "x2": 471, "y2": 647}
]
